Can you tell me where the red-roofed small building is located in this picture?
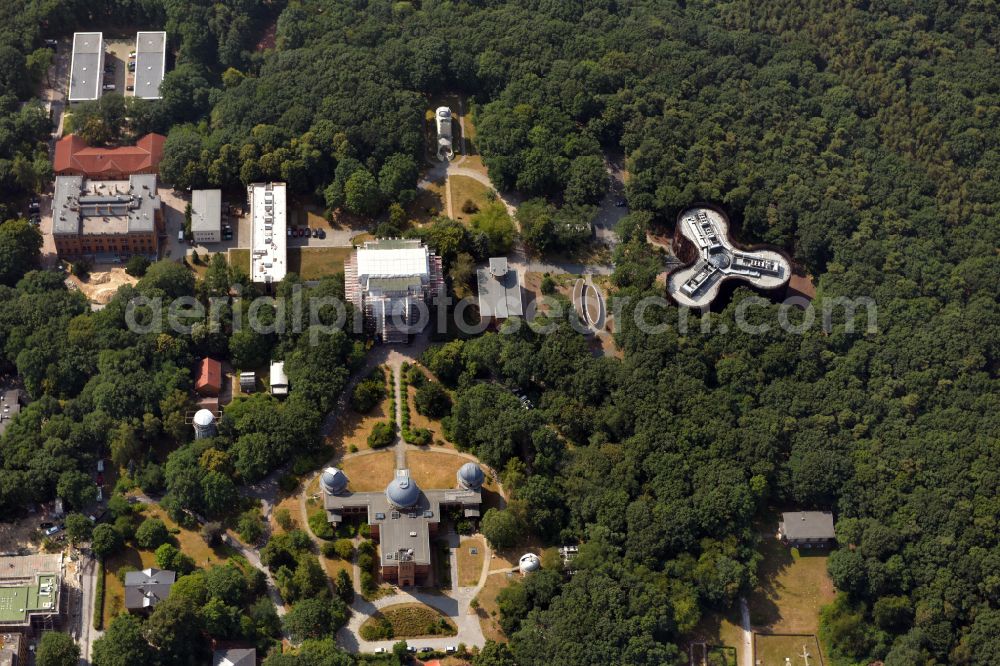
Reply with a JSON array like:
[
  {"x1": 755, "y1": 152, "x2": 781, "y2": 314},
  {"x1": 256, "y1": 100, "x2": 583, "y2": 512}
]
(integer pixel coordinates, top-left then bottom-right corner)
[
  {"x1": 195, "y1": 358, "x2": 223, "y2": 397},
  {"x1": 54, "y1": 133, "x2": 166, "y2": 179}
]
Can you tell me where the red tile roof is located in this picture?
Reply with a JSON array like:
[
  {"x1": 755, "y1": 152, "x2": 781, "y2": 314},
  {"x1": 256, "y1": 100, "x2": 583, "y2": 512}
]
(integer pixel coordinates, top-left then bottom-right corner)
[
  {"x1": 195, "y1": 358, "x2": 223, "y2": 396},
  {"x1": 54, "y1": 133, "x2": 166, "y2": 178}
]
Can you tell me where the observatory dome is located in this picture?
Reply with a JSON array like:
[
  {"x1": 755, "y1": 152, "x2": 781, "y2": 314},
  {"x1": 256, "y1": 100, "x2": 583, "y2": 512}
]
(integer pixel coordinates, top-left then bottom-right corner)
[
  {"x1": 385, "y1": 475, "x2": 421, "y2": 508},
  {"x1": 320, "y1": 467, "x2": 349, "y2": 495},
  {"x1": 457, "y1": 462, "x2": 485, "y2": 490}
]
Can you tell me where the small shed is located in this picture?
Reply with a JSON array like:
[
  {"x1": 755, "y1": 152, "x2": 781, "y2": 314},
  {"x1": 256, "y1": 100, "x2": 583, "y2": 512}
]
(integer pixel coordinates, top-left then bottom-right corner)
[
  {"x1": 195, "y1": 358, "x2": 223, "y2": 396},
  {"x1": 270, "y1": 362, "x2": 288, "y2": 397},
  {"x1": 778, "y1": 511, "x2": 836, "y2": 548},
  {"x1": 239, "y1": 371, "x2": 256, "y2": 393}
]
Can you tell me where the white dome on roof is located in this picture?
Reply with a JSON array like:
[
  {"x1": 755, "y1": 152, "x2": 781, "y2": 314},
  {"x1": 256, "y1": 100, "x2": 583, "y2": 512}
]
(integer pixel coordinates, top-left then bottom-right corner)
[
  {"x1": 320, "y1": 467, "x2": 348, "y2": 495},
  {"x1": 519, "y1": 553, "x2": 541, "y2": 574},
  {"x1": 386, "y1": 475, "x2": 421, "y2": 508},
  {"x1": 193, "y1": 409, "x2": 215, "y2": 427},
  {"x1": 457, "y1": 462, "x2": 485, "y2": 490}
]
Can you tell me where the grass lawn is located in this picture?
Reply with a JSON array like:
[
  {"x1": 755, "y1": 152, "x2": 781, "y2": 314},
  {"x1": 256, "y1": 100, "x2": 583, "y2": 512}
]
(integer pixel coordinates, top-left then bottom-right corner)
[
  {"x1": 490, "y1": 542, "x2": 543, "y2": 572},
  {"x1": 475, "y1": 571, "x2": 516, "y2": 643},
  {"x1": 103, "y1": 546, "x2": 156, "y2": 625},
  {"x1": 747, "y1": 539, "x2": 835, "y2": 634},
  {"x1": 457, "y1": 536, "x2": 485, "y2": 587},
  {"x1": 339, "y1": 452, "x2": 398, "y2": 492},
  {"x1": 409, "y1": 182, "x2": 445, "y2": 225},
  {"x1": 228, "y1": 248, "x2": 250, "y2": 274},
  {"x1": 686, "y1": 609, "x2": 744, "y2": 666},
  {"x1": 450, "y1": 176, "x2": 493, "y2": 224},
  {"x1": 321, "y1": 554, "x2": 353, "y2": 588},
  {"x1": 288, "y1": 246, "x2": 352, "y2": 280},
  {"x1": 140, "y1": 504, "x2": 237, "y2": 568},
  {"x1": 754, "y1": 633, "x2": 822, "y2": 666},
  {"x1": 361, "y1": 602, "x2": 457, "y2": 639},
  {"x1": 270, "y1": 494, "x2": 302, "y2": 535},
  {"x1": 324, "y1": 380, "x2": 391, "y2": 454},
  {"x1": 405, "y1": 451, "x2": 467, "y2": 490}
]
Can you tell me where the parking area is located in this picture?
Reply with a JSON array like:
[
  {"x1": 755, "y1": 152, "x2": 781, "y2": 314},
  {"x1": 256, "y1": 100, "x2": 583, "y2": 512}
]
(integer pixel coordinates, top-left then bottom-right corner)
[{"x1": 103, "y1": 39, "x2": 133, "y2": 95}]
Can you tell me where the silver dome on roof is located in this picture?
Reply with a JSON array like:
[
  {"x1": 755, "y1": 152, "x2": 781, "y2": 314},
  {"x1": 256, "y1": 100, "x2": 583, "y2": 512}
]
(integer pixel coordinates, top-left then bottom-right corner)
[
  {"x1": 320, "y1": 467, "x2": 348, "y2": 495},
  {"x1": 385, "y1": 474, "x2": 421, "y2": 508},
  {"x1": 457, "y1": 462, "x2": 485, "y2": 490}
]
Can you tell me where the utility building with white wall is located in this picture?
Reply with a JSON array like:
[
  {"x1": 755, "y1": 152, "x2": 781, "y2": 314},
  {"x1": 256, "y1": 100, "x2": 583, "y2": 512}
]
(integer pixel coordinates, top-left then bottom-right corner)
[{"x1": 191, "y1": 189, "x2": 222, "y2": 243}]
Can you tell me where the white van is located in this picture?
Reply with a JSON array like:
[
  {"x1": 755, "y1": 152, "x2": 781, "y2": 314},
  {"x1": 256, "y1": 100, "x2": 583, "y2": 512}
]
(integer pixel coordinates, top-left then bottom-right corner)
[{"x1": 178, "y1": 230, "x2": 184, "y2": 242}]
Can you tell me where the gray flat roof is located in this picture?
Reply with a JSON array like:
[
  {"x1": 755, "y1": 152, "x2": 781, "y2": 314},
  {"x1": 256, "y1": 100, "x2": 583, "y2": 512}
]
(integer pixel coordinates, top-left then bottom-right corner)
[
  {"x1": 134, "y1": 31, "x2": 166, "y2": 100},
  {"x1": 477, "y1": 260, "x2": 523, "y2": 319},
  {"x1": 780, "y1": 511, "x2": 836, "y2": 540},
  {"x1": 69, "y1": 32, "x2": 103, "y2": 101},
  {"x1": 191, "y1": 189, "x2": 222, "y2": 232},
  {"x1": 53, "y1": 174, "x2": 160, "y2": 236}
]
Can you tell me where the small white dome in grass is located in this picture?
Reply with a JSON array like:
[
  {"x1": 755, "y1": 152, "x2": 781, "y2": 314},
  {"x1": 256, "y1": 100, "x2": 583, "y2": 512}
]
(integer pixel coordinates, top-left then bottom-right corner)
[{"x1": 519, "y1": 553, "x2": 541, "y2": 574}]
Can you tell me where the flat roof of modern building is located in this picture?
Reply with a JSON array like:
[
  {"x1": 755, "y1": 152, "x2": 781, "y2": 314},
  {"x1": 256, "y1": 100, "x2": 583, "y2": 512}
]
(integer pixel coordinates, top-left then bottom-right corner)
[
  {"x1": 668, "y1": 207, "x2": 790, "y2": 307},
  {"x1": 249, "y1": 183, "x2": 287, "y2": 284},
  {"x1": 355, "y1": 240, "x2": 431, "y2": 279},
  {"x1": 0, "y1": 554, "x2": 62, "y2": 626},
  {"x1": 133, "y1": 31, "x2": 167, "y2": 100},
  {"x1": 191, "y1": 189, "x2": 222, "y2": 233},
  {"x1": 52, "y1": 174, "x2": 160, "y2": 236},
  {"x1": 779, "y1": 511, "x2": 836, "y2": 541},
  {"x1": 69, "y1": 32, "x2": 103, "y2": 102},
  {"x1": 477, "y1": 257, "x2": 523, "y2": 319}
]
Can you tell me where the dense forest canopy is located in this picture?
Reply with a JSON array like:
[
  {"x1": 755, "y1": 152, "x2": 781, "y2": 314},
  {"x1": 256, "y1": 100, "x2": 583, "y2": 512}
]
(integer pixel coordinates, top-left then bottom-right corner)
[{"x1": 0, "y1": 0, "x2": 999, "y2": 665}]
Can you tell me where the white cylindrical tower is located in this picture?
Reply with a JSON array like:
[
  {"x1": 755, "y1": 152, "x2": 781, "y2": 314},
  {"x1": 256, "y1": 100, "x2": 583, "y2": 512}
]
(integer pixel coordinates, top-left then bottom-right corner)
[{"x1": 193, "y1": 409, "x2": 216, "y2": 440}]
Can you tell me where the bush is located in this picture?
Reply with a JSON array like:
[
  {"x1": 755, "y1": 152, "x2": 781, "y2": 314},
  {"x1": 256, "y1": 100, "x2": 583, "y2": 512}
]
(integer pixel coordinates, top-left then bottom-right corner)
[
  {"x1": 360, "y1": 616, "x2": 393, "y2": 640},
  {"x1": 278, "y1": 474, "x2": 299, "y2": 494},
  {"x1": 351, "y1": 377, "x2": 386, "y2": 413},
  {"x1": 540, "y1": 273, "x2": 556, "y2": 294},
  {"x1": 93, "y1": 560, "x2": 105, "y2": 630},
  {"x1": 201, "y1": 521, "x2": 223, "y2": 546},
  {"x1": 125, "y1": 254, "x2": 151, "y2": 277},
  {"x1": 237, "y1": 510, "x2": 264, "y2": 544},
  {"x1": 415, "y1": 382, "x2": 452, "y2": 418},
  {"x1": 135, "y1": 518, "x2": 170, "y2": 549},
  {"x1": 357, "y1": 552, "x2": 374, "y2": 572},
  {"x1": 334, "y1": 539, "x2": 355, "y2": 560},
  {"x1": 137, "y1": 463, "x2": 165, "y2": 493},
  {"x1": 461, "y1": 198, "x2": 479, "y2": 214},
  {"x1": 368, "y1": 421, "x2": 395, "y2": 449},
  {"x1": 308, "y1": 510, "x2": 335, "y2": 540},
  {"x1": 360, "y1": 570, "x2": 376, "y2": 595},
  {"x1": 321, "y1": 541, "x2": 338, "y2": 558},
  {"x1": 405, "y1": 427, "x2": 432, "y2": 445},
  {"x1": 275, "y1": 508, "x2": 294, "y2": 531},
  {"x1": 154, "y1": 543, "x2": 192, "y2": 573}
]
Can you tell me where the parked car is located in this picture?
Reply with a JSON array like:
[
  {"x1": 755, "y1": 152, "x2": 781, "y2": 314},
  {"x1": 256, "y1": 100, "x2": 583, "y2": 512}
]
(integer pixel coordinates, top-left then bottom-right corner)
[
  {"x1": 615, "y1": 199, "x2": 627, "y2": 207},
  {"x1": 44, "y1": 525, "x2": 61, "y2": 536},
  {"x1": 39, "y1": 521, "x2": 53, "y2": 529},
  {"x1": 102, "y1": 84, "x2": 116, "y2": 91},
  {"x1": 28, "y1": 200, "x2": 40, "y2": 212},
  {"x1": 97, "y1": 460, "x2": 104, "y2": 472},
  {"x1": 419, "y1": 647, "x2": 433, "y2": 653},
  {"x1": 312, "y1": 228, "x2": 320, "y2": 238},
  {"x1": 126, "y1": 85, "x2": 134, "y2": 91},
  {"x1": 128, "y1": 62, "x2": 135, "y2": 71},
  {"x1": 44, "y1": 39, "x2": 58, "y2": 47},
  {"x1": 446, "y1": 646, "x2": 456, "y2": 654},
  {"x1": 374, "y1": 648, "x2": 387, "y2": 654},
  {"x1": 317, "y1": 228, "x2": 326, "y2": 239}
]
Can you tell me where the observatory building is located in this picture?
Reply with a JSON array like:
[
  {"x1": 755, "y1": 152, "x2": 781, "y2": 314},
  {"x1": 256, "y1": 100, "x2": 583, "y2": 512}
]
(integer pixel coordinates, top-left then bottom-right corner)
[
  {"x1": 192, "y1": 409, "x2": 216, "y2": 440},
  {"x1": 667, "y1": 206, "x2": 790, "y2": 307},
  {"x1": 345, "y1": 239, "x2": 445, "y2": 343},
  {"x1": 435, "y1": 107, "x2": 454, "y2": 161},
  {"x1": 477, "y1": 257, "x2": 523, "y2": 322},
  {"x1": 322, "y1": 466, "x2": 483, "y2": 587},
  {"x1": 519, "y1": 553, "x2": 541, "y2": 575}
]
